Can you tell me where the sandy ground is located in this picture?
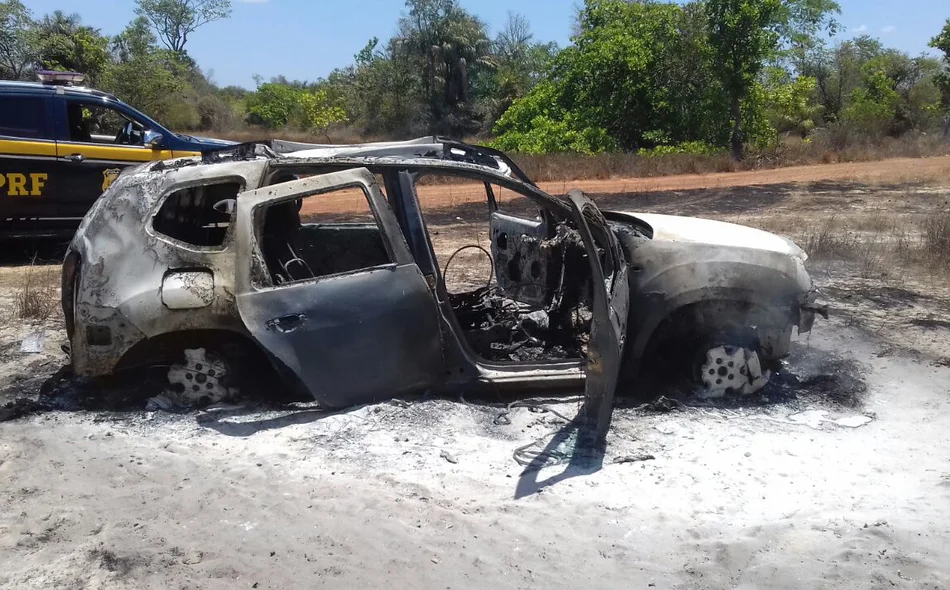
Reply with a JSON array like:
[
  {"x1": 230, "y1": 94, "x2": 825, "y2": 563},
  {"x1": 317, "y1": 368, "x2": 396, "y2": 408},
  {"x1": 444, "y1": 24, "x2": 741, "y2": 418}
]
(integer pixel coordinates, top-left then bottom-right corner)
[{"x1": 2, "y1": 159, "x2": 950, "y2": 589}]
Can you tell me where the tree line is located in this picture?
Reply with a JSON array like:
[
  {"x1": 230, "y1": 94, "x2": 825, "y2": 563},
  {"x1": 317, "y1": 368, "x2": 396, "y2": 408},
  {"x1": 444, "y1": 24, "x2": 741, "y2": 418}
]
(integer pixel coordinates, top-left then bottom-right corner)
[{"x1": 1, "y1": 0, "x2": 949, "y2": 159}]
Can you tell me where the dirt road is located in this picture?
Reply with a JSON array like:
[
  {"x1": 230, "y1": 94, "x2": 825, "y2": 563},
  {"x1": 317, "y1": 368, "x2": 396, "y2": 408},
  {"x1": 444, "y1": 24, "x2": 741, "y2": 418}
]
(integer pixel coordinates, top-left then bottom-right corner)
[{"x1": 299, "y1": 154, "x2": 950, "y2": 217}]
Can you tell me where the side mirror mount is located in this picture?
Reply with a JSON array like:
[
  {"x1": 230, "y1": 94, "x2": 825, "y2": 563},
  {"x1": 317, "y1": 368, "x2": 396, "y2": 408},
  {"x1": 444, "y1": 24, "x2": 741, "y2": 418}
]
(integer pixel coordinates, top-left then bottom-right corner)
[{"x1": 144, "y1": 130, "x2": 164, "y2": 149}]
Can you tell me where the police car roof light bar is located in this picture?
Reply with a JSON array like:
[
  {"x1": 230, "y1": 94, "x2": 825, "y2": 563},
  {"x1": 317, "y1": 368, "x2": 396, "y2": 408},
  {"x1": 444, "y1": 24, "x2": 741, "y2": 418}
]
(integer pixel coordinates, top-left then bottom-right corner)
[{"x1": 37, "y1": 70, "x2": 85, "y2": 86}]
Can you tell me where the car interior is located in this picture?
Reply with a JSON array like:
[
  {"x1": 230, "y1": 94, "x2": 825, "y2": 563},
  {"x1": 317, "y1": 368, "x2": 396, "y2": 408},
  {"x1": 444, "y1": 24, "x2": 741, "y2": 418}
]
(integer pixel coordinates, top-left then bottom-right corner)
[
  {"x1": 258, "y1": 172, "x2": 391, "y2": 285},
  {"x1": 67, "y1": 102, "x2": 145, "y2": 146},
  {"x1": 414, "y1": 173, "x2": 595, "y2": 364}
]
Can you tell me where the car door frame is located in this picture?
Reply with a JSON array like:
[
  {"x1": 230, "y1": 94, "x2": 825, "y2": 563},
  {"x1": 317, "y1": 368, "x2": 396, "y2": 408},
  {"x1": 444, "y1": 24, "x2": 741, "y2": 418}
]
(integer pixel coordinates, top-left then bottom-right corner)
[
  {"x1": 231, "y1": 167, "x2": 446, "y2": 408},
  {"x1": 403, "y1": 166, "x2": 628, "y2": 422},
  {"x1": 566, "y1": 190, "x2": 630, "y2": 449}
]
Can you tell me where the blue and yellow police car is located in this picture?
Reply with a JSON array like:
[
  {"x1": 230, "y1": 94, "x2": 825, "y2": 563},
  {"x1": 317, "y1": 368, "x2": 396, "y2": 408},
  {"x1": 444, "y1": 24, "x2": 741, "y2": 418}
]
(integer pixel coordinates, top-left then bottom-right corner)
[{"x1": 0, "y1": 71, "x2": 233, "y2": 239}]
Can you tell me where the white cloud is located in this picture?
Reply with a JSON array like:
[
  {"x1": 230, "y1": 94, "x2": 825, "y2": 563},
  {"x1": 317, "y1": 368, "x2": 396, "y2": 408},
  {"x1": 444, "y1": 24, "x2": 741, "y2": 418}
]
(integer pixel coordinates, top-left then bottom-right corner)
[
  {"x1": 882, "y1": 25, "x2": 896, "y2": 34},
  {"x1": 854, "y1": 24, "x2": 868, "y2": 33}
]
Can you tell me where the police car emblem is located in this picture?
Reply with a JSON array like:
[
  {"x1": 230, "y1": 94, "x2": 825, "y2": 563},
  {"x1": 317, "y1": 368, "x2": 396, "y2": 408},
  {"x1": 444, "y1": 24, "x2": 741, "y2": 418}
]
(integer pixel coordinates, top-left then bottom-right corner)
[{"x1": 102, "y1": 168, "x2": 121, "y2": 191}]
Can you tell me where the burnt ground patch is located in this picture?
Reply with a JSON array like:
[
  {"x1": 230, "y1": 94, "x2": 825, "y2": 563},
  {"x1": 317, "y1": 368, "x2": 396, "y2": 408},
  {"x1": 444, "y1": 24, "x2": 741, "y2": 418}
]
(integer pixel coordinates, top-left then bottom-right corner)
[{"x1": 622, "y1": 343, "x2": 868, "y2": 414}]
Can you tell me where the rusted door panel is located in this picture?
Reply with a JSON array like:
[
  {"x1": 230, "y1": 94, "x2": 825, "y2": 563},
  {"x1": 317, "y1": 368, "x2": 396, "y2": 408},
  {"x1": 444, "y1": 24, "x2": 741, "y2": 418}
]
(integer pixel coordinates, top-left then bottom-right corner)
[
  {"x1": 233, "y1": 168, "x2": 445, "y2": 408},
  {"x1": 567, "y1": 190, "x2": 630, "y2": 449}
]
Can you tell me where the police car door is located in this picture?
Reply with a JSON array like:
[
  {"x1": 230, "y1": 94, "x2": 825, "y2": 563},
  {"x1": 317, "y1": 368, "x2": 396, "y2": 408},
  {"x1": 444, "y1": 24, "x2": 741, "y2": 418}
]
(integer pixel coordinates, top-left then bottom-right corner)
[
  {"x1": 0, "y1": 93, "x2": 59, "y2": 229},
  {"x1": 56, "y1": 97, "x2": 173, "y2": 217}
]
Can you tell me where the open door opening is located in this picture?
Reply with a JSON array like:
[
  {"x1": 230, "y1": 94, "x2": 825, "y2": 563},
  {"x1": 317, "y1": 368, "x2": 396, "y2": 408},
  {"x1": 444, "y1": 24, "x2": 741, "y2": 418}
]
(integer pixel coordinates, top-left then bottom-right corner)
[{"x1": 415, "y1": 173, "x2": 598, "y2": 365}]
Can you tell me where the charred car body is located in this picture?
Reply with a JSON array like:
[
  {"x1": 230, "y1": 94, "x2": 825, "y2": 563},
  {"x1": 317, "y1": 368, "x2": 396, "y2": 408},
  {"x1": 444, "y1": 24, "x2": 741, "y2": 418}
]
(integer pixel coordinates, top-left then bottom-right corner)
[{"x1": 62, "y1": 138, "x2": 824, "y2": 419}]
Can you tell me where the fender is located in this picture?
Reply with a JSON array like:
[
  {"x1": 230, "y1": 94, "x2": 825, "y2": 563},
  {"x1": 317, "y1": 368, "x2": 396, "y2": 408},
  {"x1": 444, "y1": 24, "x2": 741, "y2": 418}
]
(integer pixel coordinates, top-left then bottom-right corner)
[{"x1": 627, "y1": 260, "x2": 811, "y2": 363}]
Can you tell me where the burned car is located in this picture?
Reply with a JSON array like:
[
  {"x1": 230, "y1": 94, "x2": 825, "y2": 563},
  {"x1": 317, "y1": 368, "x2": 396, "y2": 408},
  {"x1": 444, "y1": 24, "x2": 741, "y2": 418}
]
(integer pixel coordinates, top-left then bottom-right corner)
[{"x1": 62, "y1": 138, "x2": 824, "y2": 418}]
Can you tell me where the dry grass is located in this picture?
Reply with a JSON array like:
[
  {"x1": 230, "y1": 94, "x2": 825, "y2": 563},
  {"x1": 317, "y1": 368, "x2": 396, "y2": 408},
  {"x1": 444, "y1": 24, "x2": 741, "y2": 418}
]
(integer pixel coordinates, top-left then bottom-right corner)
[
  {"x1": 761, "y1": 211, "x2": 950, "y2": 282},
  {"x1": 922, "y1": 211, "x2": 950, "y2": 270},
  {"x1": 12, "y1": 260, "x2": 59, "y2": 321}
]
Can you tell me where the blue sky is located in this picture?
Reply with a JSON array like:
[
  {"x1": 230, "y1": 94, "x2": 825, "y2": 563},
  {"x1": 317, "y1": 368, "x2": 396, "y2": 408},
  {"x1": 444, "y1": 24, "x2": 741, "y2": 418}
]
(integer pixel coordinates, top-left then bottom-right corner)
[{"x1": 21, "y1": 0, "x2": 950, "y2": 88}]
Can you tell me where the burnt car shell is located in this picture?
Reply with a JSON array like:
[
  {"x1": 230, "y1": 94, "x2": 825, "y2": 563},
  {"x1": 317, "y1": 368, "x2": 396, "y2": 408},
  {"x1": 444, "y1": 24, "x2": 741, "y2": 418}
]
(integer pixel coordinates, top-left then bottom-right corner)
[{"x1": 63, "y1": 138, "x2": 821, "y2": 427}]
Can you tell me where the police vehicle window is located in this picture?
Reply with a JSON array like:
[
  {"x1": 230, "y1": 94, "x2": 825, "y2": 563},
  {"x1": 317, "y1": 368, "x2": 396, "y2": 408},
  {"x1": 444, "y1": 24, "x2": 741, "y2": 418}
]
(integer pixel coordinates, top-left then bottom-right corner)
[
  {"x1": 153, "y1": 182, "x2": 241, "y2": 247},
  {"x1": 258, "y1": 185, "x2": 392, "y2": 285},
  {"x1": 0, "y1": 96, "x2": 47, "y2": 139},
  {"x1": 67, "y1": 102, "x2": 144, "y2": 145}
]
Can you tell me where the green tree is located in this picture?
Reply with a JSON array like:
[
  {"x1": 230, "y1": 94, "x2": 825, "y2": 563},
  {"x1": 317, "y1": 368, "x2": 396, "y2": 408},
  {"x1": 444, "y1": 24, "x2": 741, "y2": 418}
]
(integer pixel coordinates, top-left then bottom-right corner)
[
  {"x1": 100, "y1": 18, "x2": 185, "y2": 124},
  {"x1": 492, "y1": 81, "x2": 616, "y2": 153},
  {"x1": 776, "y1": 0, "x2": 840, "y2": 72},
  {"x1": 0, "y1": 0, "x2": 35, "y2": 79},
  {"x1": 33, "y1": 11, "x2": 110, "y2": 84},
  {"x1": 496, "y1": 0, "x2": 732, "y2": 153},
  {"x1": 113, "y1": 16, "x2": 157, "y2": 61},
  {"x1": 705, "y1": 0, "x2": 783, "y2": 159},
  {"x1": 765, "y1": 68, "x2": 823, "y2": 137},
  {"x1": 245, "y1": 82, "x2": 301, "y2": 129},
  {"x1": 480, "y1": 12, "x2": 558, "y2": 130},
  {"x1": 930, "y1": 19, "x2": 950, "y2": 135},
  {"x1": 395, "y1": 0, "x2": 494, "y2": 135},
  {"x1": 135, "y1": 0, "x2": 231, "y2": 55},
  {"x1": 842, "y1": 65, "x2": 900, "y2": 137},
  {"x1": 297, "y1": 89, "x2": 348, "y2": 141}
]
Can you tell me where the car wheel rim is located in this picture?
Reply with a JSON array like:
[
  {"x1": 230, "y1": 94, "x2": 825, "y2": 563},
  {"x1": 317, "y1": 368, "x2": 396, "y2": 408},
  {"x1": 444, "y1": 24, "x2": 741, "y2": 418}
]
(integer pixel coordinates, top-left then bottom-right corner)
[{"x1": 698, "y1": 345, "x2": 771, "y2": 399}]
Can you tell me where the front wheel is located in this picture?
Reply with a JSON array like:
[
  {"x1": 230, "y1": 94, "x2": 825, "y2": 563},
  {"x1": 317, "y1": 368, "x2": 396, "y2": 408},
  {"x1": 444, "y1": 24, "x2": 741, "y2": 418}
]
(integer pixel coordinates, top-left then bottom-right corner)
[{"x1": 693, "y1": 340, "x2": 771, "y2": 399}]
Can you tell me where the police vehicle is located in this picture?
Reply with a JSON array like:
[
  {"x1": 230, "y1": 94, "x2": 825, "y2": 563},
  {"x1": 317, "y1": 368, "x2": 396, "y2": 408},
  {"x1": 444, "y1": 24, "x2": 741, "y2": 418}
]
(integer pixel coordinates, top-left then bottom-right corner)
[{"x1": 0, "y1": 71, "x2": 233, "y2": 239}]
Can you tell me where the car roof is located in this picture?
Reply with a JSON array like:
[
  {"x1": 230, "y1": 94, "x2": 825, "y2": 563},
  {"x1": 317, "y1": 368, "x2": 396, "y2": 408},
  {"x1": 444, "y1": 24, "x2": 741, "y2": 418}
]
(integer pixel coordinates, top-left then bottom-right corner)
[
  {"x1": 0, "y1": 80, "x2": 116, "y2": 100},
  {"x1": 200, "y1": 137, "x2": 538, "y2": 187}
]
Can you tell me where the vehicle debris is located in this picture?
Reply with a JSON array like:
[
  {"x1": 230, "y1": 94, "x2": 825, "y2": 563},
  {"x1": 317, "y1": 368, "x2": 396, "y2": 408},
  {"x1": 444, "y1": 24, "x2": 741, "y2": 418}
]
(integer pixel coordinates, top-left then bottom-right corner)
[
  {"x1": 788, "y1": 410, "x2": 874, "y2": 429},
  {"x1": 614, "y1": 454, "x2": 656, "y2": 464},
  {"x1": 19, "y1": 332, "x2": 44, "y2": 354}
]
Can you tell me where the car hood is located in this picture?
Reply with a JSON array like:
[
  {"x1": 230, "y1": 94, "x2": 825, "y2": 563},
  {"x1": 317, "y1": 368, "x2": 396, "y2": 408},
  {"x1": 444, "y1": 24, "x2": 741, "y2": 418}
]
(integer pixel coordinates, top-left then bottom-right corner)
[
  {"x1": 177, "y1": 135, "x2": 237, "y2": 149},
  {"x1": 612, "y1": 211, "x2": 807, "y2": 260}
]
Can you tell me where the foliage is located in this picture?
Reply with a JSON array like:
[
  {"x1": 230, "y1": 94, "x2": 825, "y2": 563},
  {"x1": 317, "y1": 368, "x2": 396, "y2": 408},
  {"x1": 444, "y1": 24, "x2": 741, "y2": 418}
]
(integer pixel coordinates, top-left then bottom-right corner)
[
  {"x1": 394, "y1": 0, "x2": 495, "y2": 135},
  {"x1": 245, "y1": 83, "x2": 349, "y2": 139},
  {"x1": 705, "y1": 0, "x2": 783, "y2": 158},
  {"x1": 33, "y1": 11, "x2": 110, "y2": 85},
  {"x1": 765, "y1": 69, "x2": 823, "y2": 137},
  {"x1": 842, "y1": 66, "x2": 900, "y2": 137},
  {"x1": 245, "y1": 82, "x2": 300, "y2": 129},
  {"x1": 0, "y1": 0, "x2": 35, "y2": 79},
  {"x1": 297, "y1": 89, "x2": 348, "y2": 140},
  {"x1": 496, "y1": 0, "x2": 734, "y2": 153},
  {"x1": 931, "y1": 19, "x2": 950, "y2": 132},
  {"x1": 135, "y1": 0, "x2": 231, "y2": 54},
  {"x1": 492, "y1": 82, "x2": 616, "y2": 154},
  {"x1": 0, "y1": 0, "x2": 944, "y2": 153}
]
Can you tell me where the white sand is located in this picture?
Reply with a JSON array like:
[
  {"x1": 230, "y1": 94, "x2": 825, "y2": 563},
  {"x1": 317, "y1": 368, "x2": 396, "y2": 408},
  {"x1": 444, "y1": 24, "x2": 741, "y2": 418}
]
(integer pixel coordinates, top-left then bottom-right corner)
[{"x1": 2, "y1": 316, "x2": 949, "y2": 589}]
